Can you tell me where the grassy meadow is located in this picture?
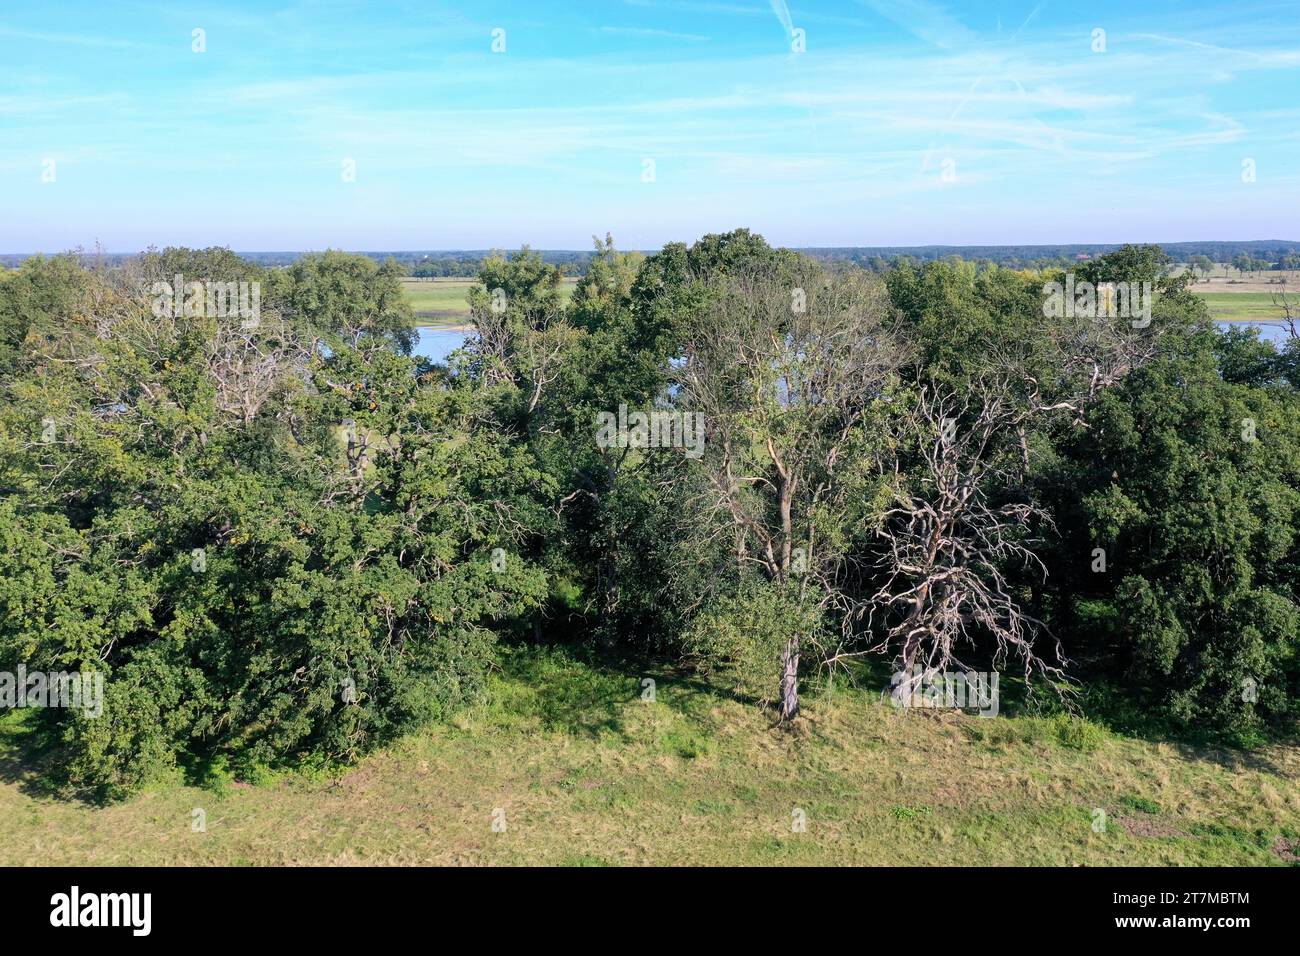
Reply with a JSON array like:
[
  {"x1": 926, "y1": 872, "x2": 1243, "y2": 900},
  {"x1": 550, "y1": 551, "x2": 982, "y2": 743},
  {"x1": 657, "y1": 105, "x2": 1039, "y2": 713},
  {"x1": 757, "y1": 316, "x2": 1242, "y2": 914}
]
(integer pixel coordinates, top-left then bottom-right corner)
[
  {"x1": 2, "y1": 645, "x2": 1296, "y2": 866},
  {"x1": 399, "y1": 272, "x2": 1298, "y2": 326},
  {"x1": 1182, "y1": 267, "x2": 1299, "y2": 322},
  {"x1": 1194, "y1": 291, "x2": 1293, "y2": 322},
  {"x1": 401, "y1": 277, "x2": 577, "y2": 325}
]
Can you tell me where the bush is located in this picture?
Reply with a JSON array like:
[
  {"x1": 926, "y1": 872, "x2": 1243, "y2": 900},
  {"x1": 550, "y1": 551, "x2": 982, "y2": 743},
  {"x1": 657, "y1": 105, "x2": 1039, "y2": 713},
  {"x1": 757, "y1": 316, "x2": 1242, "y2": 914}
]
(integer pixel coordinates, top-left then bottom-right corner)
[{"x1": 1050, "y1": 714, "x2": 1108, "y2": 752}]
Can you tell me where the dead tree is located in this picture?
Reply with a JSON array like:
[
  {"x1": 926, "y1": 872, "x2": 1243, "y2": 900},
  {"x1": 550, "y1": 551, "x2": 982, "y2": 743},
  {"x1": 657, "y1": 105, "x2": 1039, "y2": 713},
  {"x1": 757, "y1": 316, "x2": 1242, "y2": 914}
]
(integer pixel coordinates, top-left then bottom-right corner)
[
  {"x1": 1271, "y1": 290, "x2": 1300, "y2": 340},
  {"x1": 205, "y1": 314, "x2": 304, "y2": 425},
  {"x1": 868, "y1": 302, "x2": 1164, "y2": 702},
  {"x1": 869, "y1": 376, "x2": 1065, "y2": 703}
]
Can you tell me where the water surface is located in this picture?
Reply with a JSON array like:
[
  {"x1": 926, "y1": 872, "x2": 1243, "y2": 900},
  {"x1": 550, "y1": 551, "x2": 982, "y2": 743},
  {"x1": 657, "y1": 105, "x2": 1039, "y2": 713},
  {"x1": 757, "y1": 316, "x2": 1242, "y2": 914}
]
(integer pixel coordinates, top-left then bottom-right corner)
[
  {"x1": 1214, "y1": 320, "x2": 1293, "y2": 346},
  {"x1": 414, "y1": 323, "x2": 1289, "y2": 365},
  {"x1": 413, "y1": 326, "x2": 470, "y2": 364}
]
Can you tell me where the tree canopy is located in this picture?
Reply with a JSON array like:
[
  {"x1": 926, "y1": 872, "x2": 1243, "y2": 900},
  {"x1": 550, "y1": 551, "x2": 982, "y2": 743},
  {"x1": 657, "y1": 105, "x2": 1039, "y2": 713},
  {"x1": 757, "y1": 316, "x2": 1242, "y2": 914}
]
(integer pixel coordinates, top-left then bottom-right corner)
[{"x1": 1, "y1": 236, "x2": 1296, "y2": 799}]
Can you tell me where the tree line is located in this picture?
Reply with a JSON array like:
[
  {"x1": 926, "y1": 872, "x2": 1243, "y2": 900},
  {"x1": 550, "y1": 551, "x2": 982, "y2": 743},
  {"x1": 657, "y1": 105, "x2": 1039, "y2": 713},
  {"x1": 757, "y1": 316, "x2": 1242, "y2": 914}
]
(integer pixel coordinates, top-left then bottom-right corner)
[{"x1": 1, "y1": 232, "x2": 1296, "y2": 800}]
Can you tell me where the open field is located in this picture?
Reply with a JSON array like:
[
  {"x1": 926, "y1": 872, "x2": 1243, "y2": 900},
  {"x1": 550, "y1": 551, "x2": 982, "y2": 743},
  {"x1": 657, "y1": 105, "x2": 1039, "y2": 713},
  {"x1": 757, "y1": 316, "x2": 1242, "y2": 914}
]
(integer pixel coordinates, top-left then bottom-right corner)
[
  {"x1": 400, "y1": 278, "x2": 477, "y2": 320},
  {"x1": 1186, "y1": 274, "x2": 1294, "y2": 322},
  {"x1": 1173, "y1": 265, "x2": 1300, "y2": 287},
  {"x1": 400, "y1": 272, "x2": 1298, "y2": 325},
  {"x1": 1196, "y1": 291, "x2": 1294, "y2": 322},
  {"x1": 2, "y1": 646, "x2": 1296, "y2": 866},
  {"x1": 1180, "y1": 268, "x2": 1296, "y2": 321},
  {"x1": 401, "y1": 277, "x2": 577, "y2": 324}
]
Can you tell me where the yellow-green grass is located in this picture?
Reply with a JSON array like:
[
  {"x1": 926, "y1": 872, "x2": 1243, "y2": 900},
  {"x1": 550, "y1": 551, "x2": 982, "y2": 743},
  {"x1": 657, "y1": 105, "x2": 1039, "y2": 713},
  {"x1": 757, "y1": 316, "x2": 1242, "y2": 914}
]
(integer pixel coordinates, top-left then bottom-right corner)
[
  {"x1": 1193, "y1": 291, "x2": 1293, "y2": 322},
  {"x1": 401, "y1": 278, "x2": 578, "y2": 325},
  {"x1": 401, "y1": 278, "x2": 477, "y2": 320},
  {"x1": 2, "y1": 646, "x2": 1297, "y2": 866}
]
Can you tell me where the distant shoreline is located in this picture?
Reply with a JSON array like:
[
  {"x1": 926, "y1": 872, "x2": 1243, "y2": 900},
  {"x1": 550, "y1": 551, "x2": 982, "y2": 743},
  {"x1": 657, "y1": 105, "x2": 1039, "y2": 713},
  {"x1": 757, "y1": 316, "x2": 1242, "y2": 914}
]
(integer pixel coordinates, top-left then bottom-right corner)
[{"x1": 413, "y1": 319, "x2": 473, "y2": 333}]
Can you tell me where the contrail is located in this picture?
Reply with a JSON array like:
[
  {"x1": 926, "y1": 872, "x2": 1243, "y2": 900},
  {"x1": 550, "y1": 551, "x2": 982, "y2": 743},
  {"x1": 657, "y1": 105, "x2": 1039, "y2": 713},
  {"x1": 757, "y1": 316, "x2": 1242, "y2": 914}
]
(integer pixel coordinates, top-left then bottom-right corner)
[{"x1": 769, "y1": 0, "x2": 794, "y2": 39}]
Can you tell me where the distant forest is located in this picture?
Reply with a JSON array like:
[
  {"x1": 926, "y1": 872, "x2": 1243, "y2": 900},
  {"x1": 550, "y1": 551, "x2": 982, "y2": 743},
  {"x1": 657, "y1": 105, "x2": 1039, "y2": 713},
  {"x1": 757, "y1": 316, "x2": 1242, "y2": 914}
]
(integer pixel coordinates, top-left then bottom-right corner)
[{"x1": 5, "y1": 239, "x2": 1300, "y2": 277}]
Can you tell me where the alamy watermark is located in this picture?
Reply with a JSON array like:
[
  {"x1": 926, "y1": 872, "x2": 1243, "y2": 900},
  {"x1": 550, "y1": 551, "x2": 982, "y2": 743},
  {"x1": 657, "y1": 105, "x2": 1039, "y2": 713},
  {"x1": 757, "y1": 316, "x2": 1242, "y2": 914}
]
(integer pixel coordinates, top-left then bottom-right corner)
[
  {"x1": 1, "y1": 665, "x2": 103, "y2": 718},
  {"x1": 889, "y1": 666, "x2": 999, "y2": 717},
  {"x1": 151, "y1": 274, "x2": 261, "y2": 329},
  {"x1": 50, "y1": 886, "x2": 150, "y2": 936},
  {"x1": 1042, "y1": 275, "x2": 1153, "y2": 328},
  {"x1": 595, "y1": 403, "x2": 704, "y2": 459}
]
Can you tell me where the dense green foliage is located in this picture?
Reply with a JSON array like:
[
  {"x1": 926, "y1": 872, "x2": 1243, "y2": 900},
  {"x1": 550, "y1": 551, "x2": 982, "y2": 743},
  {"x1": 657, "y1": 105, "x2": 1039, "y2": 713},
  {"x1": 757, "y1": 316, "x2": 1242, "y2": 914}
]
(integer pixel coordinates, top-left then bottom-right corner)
[
  {"x1": 1045, "y1": 326, "x2": 1300, "y2": 738},
  {"x1": 1, "y1": 234, "x2": 1296, "y2": 799},
  {"x1": 0, "y1": 250, "x2": 546, "y2": 798}
]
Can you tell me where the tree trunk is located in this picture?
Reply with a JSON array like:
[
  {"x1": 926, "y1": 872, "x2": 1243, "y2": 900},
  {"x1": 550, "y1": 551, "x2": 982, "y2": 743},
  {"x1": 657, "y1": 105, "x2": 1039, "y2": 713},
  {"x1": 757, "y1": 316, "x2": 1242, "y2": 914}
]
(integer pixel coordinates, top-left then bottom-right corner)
[{"x1": 779, "y1": 637, "x2": 800, "y2": 721}]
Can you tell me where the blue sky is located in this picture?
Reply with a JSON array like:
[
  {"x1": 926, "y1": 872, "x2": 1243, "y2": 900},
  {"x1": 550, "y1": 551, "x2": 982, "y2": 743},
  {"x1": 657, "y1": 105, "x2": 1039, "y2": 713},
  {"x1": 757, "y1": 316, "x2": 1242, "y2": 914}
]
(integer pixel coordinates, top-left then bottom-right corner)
[{"x1": 2, "y1": 0, "x2": 1298, "y2": 252}]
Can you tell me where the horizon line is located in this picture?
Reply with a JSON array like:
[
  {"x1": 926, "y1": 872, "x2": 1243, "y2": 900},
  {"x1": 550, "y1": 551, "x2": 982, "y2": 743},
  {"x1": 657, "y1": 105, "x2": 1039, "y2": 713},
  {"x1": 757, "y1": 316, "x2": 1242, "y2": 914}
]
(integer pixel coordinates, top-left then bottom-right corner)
[{"x1": 5, "y1": 238, "x2": 1300, "y2": 258}]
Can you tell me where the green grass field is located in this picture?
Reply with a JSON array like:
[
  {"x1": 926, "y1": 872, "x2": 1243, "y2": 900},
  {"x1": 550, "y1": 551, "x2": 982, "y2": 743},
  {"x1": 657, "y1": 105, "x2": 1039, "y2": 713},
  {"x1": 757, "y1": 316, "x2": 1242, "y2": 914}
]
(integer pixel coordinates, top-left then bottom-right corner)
[
  {"x1": 1192, "y1": 291, "x2": 1292, "y2": 322},
  {"x1": 401, "y1": 278, "x2": 478, "y2": 319},
  {"x1": 401, "y1": 278, "x2": 577, "y2": 324},
  {"x1": 2, "y1": 645, "x2": 1296, "y2": 866},
  {"x1": 400, "y1": 273, "x2": 1291, "y2": 325}
]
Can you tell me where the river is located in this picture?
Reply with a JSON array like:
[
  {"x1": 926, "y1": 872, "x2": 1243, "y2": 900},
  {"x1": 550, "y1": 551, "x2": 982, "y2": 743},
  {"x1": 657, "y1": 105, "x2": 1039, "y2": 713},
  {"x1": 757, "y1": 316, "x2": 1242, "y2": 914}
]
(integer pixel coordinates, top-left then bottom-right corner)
[
  {"x1": 1214, "y1": 320, "x2": 1292, "y2": 345},
  {"x1": 412, "y1": 326, "x2": 470, "y2": 363},
  {"x1": 413, "y1": 322, "x2": 1289, "y2": 366}
]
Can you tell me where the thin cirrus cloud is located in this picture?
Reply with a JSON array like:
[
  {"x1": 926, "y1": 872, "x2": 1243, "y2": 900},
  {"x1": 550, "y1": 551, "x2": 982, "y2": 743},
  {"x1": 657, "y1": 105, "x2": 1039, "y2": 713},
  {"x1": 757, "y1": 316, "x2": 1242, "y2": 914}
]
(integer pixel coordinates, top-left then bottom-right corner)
[
  {"x1": 598, "y1": 26, "x2": 711, "y2": 42},
  {"x1": 0, "y1": 0, "x2": 1297, "y2": 250},
  {"x1": 854, "y1": 0, "x2": 981, "y2": 49}
]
